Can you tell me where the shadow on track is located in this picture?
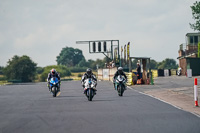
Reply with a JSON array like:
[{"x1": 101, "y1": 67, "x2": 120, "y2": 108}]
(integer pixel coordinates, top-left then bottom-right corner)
[{"x1": 57, "y1": 95, "x2": 83, "y2": 98}]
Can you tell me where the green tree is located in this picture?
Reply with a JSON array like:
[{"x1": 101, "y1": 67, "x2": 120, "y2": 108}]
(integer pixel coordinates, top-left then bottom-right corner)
[
  {"x1": 77, "y1": 58, "x2": 88, "y2": 67},
  {"x1": 0, "y1": 66, "x2": 4, "y2": 75},
  {"x1": 131, "y1": 59, "x2": 138, "y2": 69},
  {"x1": 68, "y1": 67, "x2": 87, "y2": 72},
  {"x1": 56, "y1": 47, "x2": 85, "y2": 67},
  {"x1": 36, "y1": 67, "x2": 44, "y2": 74},
  {"x1": 94, "y1": 59, "x2": 105, "y2": 69},
  {"x1": 190, "y1": 1, "x2": 200, "y2": 31},
  {"x1": 150, "y1": 59, "x2": 158, "y2": 69},
  {"x1": 4, "y1": 55, "x2": 37, "y2": 82},
  {"x1": 89, "y1": 57, "x2": 108, "y2": 69},
  {"x1": 87, "y1": 59, "x2": 95, "y2": 68},
  {"x1": 130, "y1": 59, "x2": 157, "y2": 69},
  {"x1": 157, "y1": 58, "x2": 178, "y2": 69}
]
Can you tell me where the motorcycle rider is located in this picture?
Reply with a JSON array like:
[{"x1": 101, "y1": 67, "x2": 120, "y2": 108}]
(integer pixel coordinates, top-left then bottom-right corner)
[
  {"x1": 81, "y1": 68, "x2": 97, "y2": 94},
  {"x1": 113, "y1": 67, "x2": 127, "y2": 90},
  {"x1": 137, "y1": 62, "x2": 141, "y2": 80},
  {"x1": 47, "y1": 69, "x2": 61, "y2": 92}
]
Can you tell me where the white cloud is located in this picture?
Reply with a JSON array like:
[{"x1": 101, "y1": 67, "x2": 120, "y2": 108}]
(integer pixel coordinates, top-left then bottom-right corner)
[{"x1": 0, "y1": 0, "x2": 198, "y2": 66}]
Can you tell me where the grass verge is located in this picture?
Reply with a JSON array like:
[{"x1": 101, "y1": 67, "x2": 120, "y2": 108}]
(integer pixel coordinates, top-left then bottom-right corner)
[{"x1": 0, "y1": 81, "x2": 12, "y2": 85}]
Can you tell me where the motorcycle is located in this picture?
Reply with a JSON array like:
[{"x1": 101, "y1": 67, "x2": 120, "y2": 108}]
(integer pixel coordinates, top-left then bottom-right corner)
[
  {"x1": 114, "y1": 75, "x2": 126, "y2": 96},
  {"x1": 84, "y1": 78, "x2": 96, "y2": 101},
  {"x1": 49, "y1": 77, "x2": 60, "y2": 97}
]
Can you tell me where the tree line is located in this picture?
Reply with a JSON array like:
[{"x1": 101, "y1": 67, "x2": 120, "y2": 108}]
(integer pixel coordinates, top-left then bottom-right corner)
[
  {"x1": 190, "y1": 1, "x2": 200, "y2": 31},
  {"x1": 130, "y1": 58, "x2": 178, "y2": 70},
  {"x1": 0, "y1": 47, "x2": 110, "y2": 82},
  {"x1": 56, "y1": 47, "x2": 109, "y2": 69},
  {"x1": 0, "y1": 46, "x2": 178, "y2": 82}
]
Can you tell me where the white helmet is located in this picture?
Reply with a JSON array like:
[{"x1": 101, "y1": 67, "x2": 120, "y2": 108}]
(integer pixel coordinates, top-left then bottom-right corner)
[{"x1": 118, "y1": 67, "x2": 123, "y2": 74}]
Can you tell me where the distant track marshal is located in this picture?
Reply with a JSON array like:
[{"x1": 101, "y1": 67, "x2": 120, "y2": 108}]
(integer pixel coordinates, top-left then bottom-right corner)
[{"x1": 137, "y1": 62, "x2": 141, "y2": 80}]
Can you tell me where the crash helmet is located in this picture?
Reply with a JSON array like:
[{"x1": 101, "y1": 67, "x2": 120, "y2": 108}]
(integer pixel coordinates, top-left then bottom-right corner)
[
  {"x1": 118, "y1": 67, "x2": 123, "y2": 74},
  {"x1": 86, "y1": 68, "x2": 92, "y2": 76},
  {"x1": 51, "y1": 69, "x2": 56, "y2": 75}
]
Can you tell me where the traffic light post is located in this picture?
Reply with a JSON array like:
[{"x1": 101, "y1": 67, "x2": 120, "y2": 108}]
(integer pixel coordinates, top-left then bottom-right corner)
[{"x1": 76, "y1": 40, "x2": 120, "y2": 66}]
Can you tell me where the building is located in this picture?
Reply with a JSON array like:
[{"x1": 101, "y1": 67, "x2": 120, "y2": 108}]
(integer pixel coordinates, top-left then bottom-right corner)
[{"x1": 177, "y1": 33, "x2": 200, "y2": 76}]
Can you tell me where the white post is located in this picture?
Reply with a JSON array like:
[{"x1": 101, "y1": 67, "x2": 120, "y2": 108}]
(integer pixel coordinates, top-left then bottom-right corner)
[{"x1": 194, "y1": 78, "x2": 198, "y2": 106}]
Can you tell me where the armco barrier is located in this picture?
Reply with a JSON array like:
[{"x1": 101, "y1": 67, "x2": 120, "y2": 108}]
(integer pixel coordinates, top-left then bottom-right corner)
[
  {"x1": 158, "y1": 69, "x2": 164, "y2": 76},
  {"x1": 151, "y1": 70, "x2": 158, "y2": 78},
  {"x1": 97, "y1": 67, "x2": 117, "y2": 81},
  {"x1": 164, "y1": 69, "x2": 169, "y2": 76},
  {"x1": 97, "y1": 69, "x2": 103, "y2": 80},
  {"x1": 187, "y1": 69, "x2": 192, "y2": 78},
  {"x1": 171, "y1": 69, "x2": 177, "y2": 75},
  {"x1": 126, "y1": 72, "x2": 133, "y2": 86},
  {"x1": 152, "y1": 69, "x2": 177, "y2": 77},
  {"x1": 169, "y1": 69, "x2": 171, "y2": 76}
]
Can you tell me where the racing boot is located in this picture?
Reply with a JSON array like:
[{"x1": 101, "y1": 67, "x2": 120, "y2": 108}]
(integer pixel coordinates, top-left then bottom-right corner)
[
  {"x1": 94, "y1": 90, "x2": 97, "y2": 95},
  {"x1": 115, "y1": 84, "x2": 118, "y2": 90},
  {"x1": 58, "y1": 82, "x2": 61, "y2": 92},
  {"x1": 83, "y1": 87, "x2": 87, "y2": 94},
  {"x1": 47, "y1": 83, "x2": 51, "y2": 92},
  {"x1": 93, "y1": 87, "x2": 97, "y2": 95}
]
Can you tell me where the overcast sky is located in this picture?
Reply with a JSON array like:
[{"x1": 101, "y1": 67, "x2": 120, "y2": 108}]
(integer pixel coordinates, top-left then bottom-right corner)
[{"x1": 0, "y1": 0, "x2": 197, "y2": 67}]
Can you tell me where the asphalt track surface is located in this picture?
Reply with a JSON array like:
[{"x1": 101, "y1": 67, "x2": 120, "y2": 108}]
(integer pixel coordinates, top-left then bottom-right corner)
[{"x1": 0, "y1": 81, "x2": 200, "y2": 133}]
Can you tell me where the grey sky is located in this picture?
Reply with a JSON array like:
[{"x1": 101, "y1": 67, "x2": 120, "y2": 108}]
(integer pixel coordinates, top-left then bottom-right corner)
[{"x1": 0, "y1": 0, "x2": 197, "y2": 67}]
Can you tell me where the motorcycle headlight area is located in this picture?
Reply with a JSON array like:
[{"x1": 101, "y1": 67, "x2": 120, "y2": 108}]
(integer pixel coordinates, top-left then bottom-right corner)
[{"x1": 86, "y1": 85, "x2": 90, "y2": 88}]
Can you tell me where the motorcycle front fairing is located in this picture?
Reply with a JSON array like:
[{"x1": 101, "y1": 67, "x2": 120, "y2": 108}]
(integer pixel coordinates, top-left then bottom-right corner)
[
  {"x1": 84, "y1": 78, "x2": 95, "y2": 93},
  {"x1": 83, "y1": 78, "x2": 96, "y2": 101},
  {"x1": 115, "y1": 75, "x2": 126, "y2": 89},
  {"x1": 85, "y1": 78, "x2": 95, "y2": 87},
  {"x1": 50, "y1": 77, "x2": 59, "y2": 88}
]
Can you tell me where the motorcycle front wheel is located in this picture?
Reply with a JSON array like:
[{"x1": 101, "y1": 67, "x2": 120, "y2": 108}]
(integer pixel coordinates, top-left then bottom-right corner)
[
  {"x1": 118, "y1": 85, "x2": 124, "y2": 97},
  {"x1": 53, "y1": 87, "x2": 57, "y2": 97},
  {"x1": 88, "y1": 89, "x2": 93, "y2": 101}
]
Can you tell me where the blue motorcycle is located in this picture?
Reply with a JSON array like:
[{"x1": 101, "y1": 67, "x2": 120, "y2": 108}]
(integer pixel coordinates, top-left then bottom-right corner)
[{"x1": 49, "y1": 77, "x2": 60, "y2": 97}]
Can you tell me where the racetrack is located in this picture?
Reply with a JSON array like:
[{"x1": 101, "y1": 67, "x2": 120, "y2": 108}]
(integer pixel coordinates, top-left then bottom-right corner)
[{"x1": 0, "y1": 81, "x2": 200, "y2": 133}]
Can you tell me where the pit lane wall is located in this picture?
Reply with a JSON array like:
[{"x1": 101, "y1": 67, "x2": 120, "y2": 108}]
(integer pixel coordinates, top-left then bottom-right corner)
[
  {"x1": 97, "y1": 67, "x2": 117, "y2": 81},
  {"x1": 97, "y1": 67, "x2": 133, "y2": 85},
  {"x1": 151, "y1": 69, "x2": 177, "y2": 77},
  {"x1": 98, "y1": 68, "x2": 178, "y2": 85}
]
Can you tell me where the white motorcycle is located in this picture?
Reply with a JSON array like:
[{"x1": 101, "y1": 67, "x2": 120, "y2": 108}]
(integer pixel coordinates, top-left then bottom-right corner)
[
  {"x1": 114, "y1": 75, "x2": 126, "y2": 96},
  {"x1": 84, "y1": 78, "x2": 96, "y2": 101}
]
